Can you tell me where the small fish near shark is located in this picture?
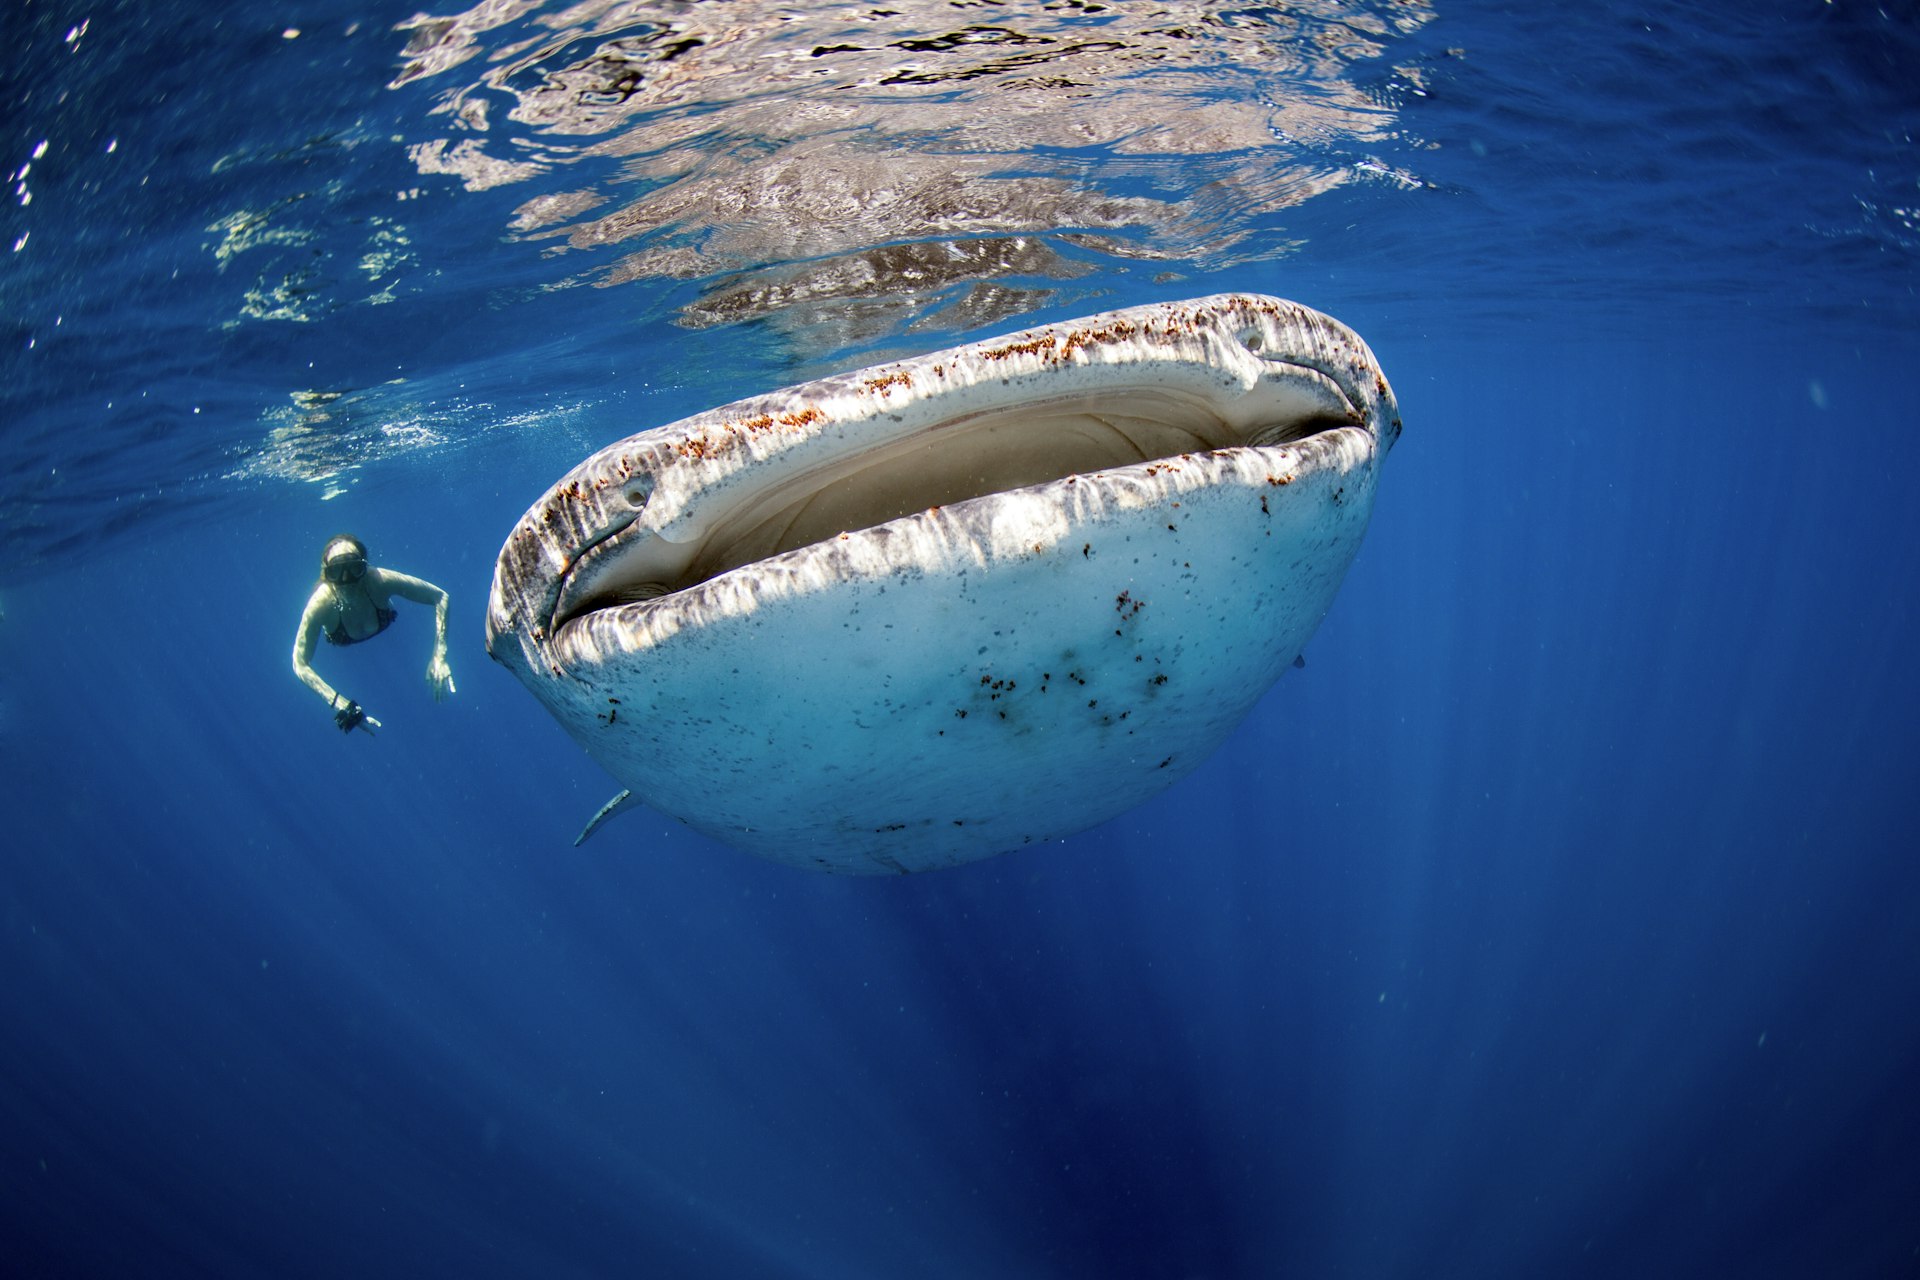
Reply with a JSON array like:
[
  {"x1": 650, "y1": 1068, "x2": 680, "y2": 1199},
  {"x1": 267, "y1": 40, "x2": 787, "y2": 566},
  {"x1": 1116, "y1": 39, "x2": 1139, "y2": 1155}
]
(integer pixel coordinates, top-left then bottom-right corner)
[{"x1": 487, "y1": 294, "x2": 1400, "y2": 873}]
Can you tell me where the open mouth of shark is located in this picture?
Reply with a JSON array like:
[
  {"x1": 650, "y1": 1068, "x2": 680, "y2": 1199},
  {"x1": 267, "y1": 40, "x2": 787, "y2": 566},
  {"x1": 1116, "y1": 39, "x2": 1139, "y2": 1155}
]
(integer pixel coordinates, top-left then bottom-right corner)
[{"x1": 544, "y1": 365, "x2": 1369, "y2": 638}]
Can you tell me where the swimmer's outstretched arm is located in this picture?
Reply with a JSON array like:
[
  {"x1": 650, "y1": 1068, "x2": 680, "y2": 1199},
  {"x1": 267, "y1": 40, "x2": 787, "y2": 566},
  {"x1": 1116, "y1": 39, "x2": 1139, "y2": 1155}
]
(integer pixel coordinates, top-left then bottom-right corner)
[
  {"x1": 380, "y1": 569, "x2": 456, "y2": 701},
  {"x1": 292, "y1": 588, "x2": 380, "y2": 734}
]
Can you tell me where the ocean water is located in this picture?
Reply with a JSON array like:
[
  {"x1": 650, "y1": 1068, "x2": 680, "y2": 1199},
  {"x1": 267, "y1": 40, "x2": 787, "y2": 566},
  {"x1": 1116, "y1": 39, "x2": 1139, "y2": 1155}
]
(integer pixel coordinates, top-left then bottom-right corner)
[{"x1": 4, "y1": 1, "x2": 1919, "y2": 1276}]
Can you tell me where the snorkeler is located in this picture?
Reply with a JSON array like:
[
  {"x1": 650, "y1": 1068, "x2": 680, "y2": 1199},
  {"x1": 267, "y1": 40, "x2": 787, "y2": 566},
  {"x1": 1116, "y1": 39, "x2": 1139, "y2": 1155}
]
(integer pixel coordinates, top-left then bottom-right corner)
[{"x1": 292, "y1": 535, "x2": 456, "y2": 735}]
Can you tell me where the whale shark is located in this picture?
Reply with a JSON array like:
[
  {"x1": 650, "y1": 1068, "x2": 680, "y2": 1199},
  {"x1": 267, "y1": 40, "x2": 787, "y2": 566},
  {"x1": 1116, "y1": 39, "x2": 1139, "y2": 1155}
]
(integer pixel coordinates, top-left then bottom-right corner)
[{"x1": 487, "y1": 294, "x2": 1400, "y2": 873}]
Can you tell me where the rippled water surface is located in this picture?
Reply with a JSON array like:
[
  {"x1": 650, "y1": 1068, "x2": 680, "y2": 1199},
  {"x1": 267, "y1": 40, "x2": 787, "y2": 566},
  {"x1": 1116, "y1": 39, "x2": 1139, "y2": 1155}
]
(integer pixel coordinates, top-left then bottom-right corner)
[
  {"x1": 4, "y1": 3, "x2": 1919, "y2": 1277},
  {"x1": 8, "y1": 0, "x2": 1915, "y2": 567}
]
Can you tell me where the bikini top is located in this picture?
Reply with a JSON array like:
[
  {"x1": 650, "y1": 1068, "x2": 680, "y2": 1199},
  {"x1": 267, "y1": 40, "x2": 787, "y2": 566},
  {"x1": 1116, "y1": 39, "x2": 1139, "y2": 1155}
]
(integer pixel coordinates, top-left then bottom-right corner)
[{"x1": 324, "y1": 587, "x2": 398, "y2": 646}]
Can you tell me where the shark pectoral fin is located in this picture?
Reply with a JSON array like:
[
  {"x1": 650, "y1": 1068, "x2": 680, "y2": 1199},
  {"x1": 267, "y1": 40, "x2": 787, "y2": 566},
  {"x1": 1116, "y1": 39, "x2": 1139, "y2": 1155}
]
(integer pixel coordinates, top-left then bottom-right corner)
[{"x1": 575, "y1": 788, "x2": 640, "y2": 847}]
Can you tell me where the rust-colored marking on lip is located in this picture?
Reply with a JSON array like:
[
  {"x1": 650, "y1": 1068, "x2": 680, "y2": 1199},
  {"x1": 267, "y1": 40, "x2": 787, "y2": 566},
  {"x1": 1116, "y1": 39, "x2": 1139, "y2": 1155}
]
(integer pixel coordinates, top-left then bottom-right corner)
[
  {"x1": 630, "y1": 305, "x2": 1284, "y2": 477},
  {"x1": 671, "y1": 405, "x2": 825, "y2": 463},
  {"x1": 981, "y1": 333, "x2": 1058, "y2": 361},
  {"x1": 1059, "y1": 319, "x2": 1137, "y2": 358}
]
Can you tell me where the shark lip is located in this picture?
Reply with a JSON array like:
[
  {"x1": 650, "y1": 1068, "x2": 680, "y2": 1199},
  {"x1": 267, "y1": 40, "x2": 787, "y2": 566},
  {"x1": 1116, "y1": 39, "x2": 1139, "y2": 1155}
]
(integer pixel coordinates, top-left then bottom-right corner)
[{"x1": 488, "y1": 294, "x2": 1399, "y2": 660}]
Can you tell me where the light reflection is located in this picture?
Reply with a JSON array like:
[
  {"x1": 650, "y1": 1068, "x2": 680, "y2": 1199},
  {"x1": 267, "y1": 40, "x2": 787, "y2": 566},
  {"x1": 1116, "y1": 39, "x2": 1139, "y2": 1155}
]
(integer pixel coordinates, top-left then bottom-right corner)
[
  {"x1": 208, "y1": 207, "x2": 417, "y2": 323},
  {"x1": 227, "y1": 384, "x2": 594, "y2": 487},
  {"x1": 388, "y1": 0, "x2": 1434, "y2": 341}
]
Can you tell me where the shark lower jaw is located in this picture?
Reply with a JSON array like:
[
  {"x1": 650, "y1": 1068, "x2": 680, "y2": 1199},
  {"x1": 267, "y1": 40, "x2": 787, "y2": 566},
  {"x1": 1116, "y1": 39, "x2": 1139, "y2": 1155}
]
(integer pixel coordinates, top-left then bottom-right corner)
[{"x1": 504, "y1": 429, "x2": 1384, "y2": 871}]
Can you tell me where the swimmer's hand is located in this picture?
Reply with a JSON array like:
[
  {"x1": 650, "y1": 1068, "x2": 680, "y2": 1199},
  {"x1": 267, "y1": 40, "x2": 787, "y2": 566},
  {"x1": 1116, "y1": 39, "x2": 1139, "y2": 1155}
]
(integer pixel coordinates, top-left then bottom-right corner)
[
  {"x1": 426, "y1": 655, "x2": 456, "y2": 702},
  {"x1": 334, "y1": 699, "x2": 380, "y2": 736}
]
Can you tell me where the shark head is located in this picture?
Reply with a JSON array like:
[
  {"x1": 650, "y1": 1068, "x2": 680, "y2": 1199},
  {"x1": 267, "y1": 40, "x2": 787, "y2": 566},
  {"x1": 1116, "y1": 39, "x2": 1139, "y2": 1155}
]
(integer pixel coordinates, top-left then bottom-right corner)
[{"x1": 488, "y1": 294, "x2": 1399, "y2": 872}]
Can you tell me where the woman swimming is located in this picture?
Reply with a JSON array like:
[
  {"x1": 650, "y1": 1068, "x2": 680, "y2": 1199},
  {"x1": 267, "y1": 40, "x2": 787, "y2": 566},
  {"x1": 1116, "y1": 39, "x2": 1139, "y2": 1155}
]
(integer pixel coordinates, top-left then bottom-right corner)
[{"x1": 292, "y1": 535, "x2": 455, "y2": 735}]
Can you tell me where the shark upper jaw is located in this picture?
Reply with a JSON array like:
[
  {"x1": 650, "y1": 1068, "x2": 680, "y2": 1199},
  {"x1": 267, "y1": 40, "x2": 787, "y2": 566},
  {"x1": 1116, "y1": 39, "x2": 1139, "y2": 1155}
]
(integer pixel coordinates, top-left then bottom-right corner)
[{"x1": 487, "y1": 293, "x2": 1400, "y2": 667}]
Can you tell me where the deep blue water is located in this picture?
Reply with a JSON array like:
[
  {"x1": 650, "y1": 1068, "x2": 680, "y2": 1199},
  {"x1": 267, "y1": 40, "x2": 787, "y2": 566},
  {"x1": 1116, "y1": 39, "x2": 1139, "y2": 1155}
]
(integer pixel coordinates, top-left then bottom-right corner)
[{"x1": 5, "y1": 2, "x2": 1920, "y2": 1277}]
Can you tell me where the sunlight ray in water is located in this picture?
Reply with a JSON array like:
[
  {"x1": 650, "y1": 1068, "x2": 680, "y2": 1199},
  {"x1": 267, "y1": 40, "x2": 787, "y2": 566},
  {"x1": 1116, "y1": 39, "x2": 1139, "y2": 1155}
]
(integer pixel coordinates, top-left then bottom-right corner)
[{"x1": 4, "y1": 6, "x2": 1920, "y2": 1274}]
